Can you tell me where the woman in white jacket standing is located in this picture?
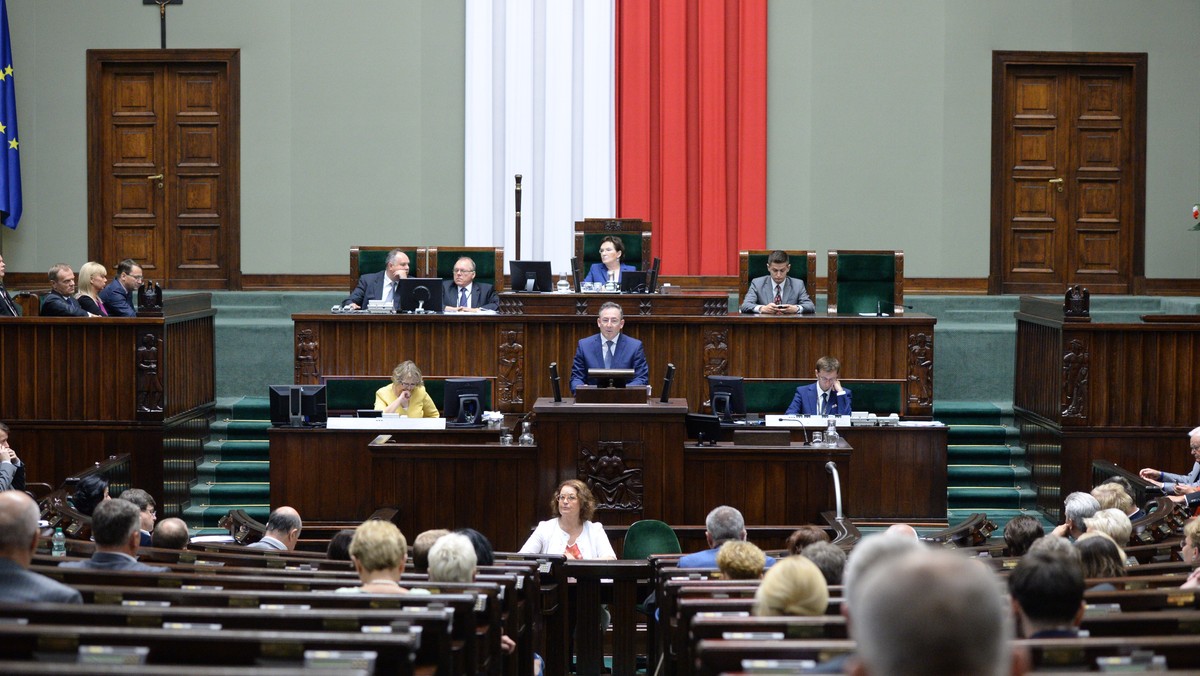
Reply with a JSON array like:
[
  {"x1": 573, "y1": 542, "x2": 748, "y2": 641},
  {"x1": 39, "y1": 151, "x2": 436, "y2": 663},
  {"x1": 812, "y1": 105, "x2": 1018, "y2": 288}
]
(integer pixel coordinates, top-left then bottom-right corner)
[{"x1": 519, "y1": 479, "x2": 616, "y2": 560}]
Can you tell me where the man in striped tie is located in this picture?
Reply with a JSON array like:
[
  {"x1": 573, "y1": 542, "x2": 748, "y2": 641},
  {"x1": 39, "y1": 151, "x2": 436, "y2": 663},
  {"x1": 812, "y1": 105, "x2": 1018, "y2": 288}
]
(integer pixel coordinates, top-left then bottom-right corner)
[{"x1": 785, "y1": 355, "x2": 852, "y2": 416}]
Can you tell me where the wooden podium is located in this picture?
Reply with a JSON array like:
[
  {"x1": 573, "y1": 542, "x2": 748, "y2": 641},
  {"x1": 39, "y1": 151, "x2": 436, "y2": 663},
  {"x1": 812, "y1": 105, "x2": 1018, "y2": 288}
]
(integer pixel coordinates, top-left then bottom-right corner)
[{"x1": 531, "y1": 395, "x2": 688, "y2": 528}]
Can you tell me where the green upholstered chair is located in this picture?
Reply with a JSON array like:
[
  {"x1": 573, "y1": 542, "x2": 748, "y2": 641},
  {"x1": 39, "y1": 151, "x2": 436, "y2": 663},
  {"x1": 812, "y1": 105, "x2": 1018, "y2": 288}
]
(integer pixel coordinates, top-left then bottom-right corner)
[
  {"x1": 423, "y1": 246, "x2": 504, "y2": 290},
  {"x1": 827, "y1": 250, "x2": 904, "y2": 315},
  {"x1": 323, "y1": 376, "x2": 495, "y2": 416},
  {"x1": 622, "y1": 519, "x2": 681, "y2": 559},
  {"x1": 742, "y1": 379, "x2": 905, "y2": 416},
  {"x1": 573, "y1": 218, "x2": 653, "y2": 275},
  {"x1": 738, "y1": 250, "x2": 818, "y2": 300},
  {"x1": 348, "y1": 246, "x2": 422, "y2": 288}
]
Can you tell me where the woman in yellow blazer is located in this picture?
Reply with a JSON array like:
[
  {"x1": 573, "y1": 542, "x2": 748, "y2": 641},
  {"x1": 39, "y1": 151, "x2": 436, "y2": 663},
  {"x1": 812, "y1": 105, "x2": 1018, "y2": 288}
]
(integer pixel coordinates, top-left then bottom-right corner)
[{"x1": 374, "y1": 360, "x2": 440, "y2": 418}]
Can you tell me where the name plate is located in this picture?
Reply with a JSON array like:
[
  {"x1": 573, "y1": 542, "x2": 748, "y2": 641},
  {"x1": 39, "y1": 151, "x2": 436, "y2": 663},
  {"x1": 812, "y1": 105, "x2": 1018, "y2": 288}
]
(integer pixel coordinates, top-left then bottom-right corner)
[{"x1": 327, "y1": 417, "x2": 447, "y2": 431}]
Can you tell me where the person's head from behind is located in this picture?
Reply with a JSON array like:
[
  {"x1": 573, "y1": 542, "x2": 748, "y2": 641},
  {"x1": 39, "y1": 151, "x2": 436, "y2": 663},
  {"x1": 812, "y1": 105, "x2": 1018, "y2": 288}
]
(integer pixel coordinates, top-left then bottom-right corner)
[
  {"x1": 412, "y1": 528, "x2": 450, "y2": 572},
  {"x1": 91, "y1": 498, "x2": 142, "y2": 552},
  {"x1": 120, "y1": 488, "x2": 156, "y2": 533},
  {"x1": 326, "y1": 528, "x2": 355, "y2": 561},
  {"x1": 704, "y1": 505, "x2": 746, "y2": 548},
  {"x1": 850, "y1": 549, "x2": 1013, "y2": 676},
  {"x1": 1003, "y1": 515, "x2": 1045, "y2": 557},
  {"x1": 716, "y1": 540, "x2": 765, "y2": 580},
  {"x1": 456, "y1": 527, "x2": 494, "y2": 567},
  {"x1": 1101, "y1": 474, "x2": 1136, "y2": 498},
  {"x1": 151, "y1": 518, "x2": 189, "y2": 550},
  {"x1": 1083, "y1": 508, "x2": 1132, "y2": 547},
  {"x1": 0, "y1": 491, "x2": 40, "y2": 566},
  {"x1": 73, "y1": 475, "x2": 109, "y2": 517},
  {"x1": 1075, "y1": 532, "x2": 1126, "y2": 579},
  {"x1": 842, "y1": 532, "x2": 923, "y2": 616},
  {"x1": 428, "y1": 532, "x2": 477, "y2": 583},
  {"x1": 1091, "y1": 483, "x2": 1134, "y2": 514},
  {"x1": 1063, "y1": 491, "x2": 1101, "y2": 535},
  {"x1": 263, "y1": 506, "x2": 303, "y2": 549},
  {"x1": 802, "y1": 541, "x2": 848, "y2": 586},
  {"x1": 785, "y1": 525, "x2": 829, "y2": 555},
  {"x1": 348, "y1": 519, "x2": 407, "y2": 576},
  {"x1": 753, "y1": 554, "x2": 829, "y2": 617},
  {"x1": 1184, "y1": 518, "x2": 1200, "y2": 564},
  {"x1": 1007, "y1": 549, "x2": 1085, "y2": 637}
]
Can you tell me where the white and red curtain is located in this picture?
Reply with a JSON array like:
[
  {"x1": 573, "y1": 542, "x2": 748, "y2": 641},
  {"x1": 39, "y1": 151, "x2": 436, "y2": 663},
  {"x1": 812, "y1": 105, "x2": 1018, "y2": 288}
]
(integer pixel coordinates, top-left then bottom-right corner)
[{"x1": 465, "y1": 0, "x2": 766, "y2": 276}]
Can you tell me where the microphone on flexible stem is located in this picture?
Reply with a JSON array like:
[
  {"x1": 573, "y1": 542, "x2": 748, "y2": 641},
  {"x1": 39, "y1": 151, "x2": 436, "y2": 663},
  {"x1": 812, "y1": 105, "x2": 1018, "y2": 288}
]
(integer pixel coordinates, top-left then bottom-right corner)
[
  {"x1": 876, "y1": 299, "x2": 883, "y2": 317},
  {"x1": 825, "y1": 461, "x2": 844, "y2": 521},
  {"x1": 549, "y1": 362, "x2": 562, "y2": 403}
]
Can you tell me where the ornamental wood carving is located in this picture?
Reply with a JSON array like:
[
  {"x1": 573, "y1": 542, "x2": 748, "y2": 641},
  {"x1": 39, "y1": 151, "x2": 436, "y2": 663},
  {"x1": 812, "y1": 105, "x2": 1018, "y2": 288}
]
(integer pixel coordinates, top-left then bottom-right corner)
[
  {"x1": 703, "y1": 329, "x2": 729, "y2": 376},
  {"x1": 1062, "y1": 338, "x2": 1089, "y2": 418},
  {"x1": 296, "y1": 328, "x2": 320, "y2": 382},
  {"x1": 136, "y1": 330, "x2": 164, "y2": 415},
  {"x1": 907, "y1": 332, "x2": 934, "y2": 408},
  {"x1": 578, "y1": 441, "x2": 643, "y2": 511},
  {"x1": 498, "y1": 326, "x2": 525, "y2": 406}
]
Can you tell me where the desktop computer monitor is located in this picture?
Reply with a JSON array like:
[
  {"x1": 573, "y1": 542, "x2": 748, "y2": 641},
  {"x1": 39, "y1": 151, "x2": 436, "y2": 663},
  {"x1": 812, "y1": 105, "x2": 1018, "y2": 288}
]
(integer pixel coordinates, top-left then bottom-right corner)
[
  {"x1": 269, "y1": 384, "x2": 328, "y2": 427},
  {"x1": 397, "y1": 278, "x2": 444, "y2": 313},
  {"x1": 443, "y1": 378, "x2": 487, "y2": 426},
  {"x1": 509, "y1": 260, "x2": 554, "y2": 292},
  {"x1": 707, "y1": 375, "x2": 746, "y2": 422}
]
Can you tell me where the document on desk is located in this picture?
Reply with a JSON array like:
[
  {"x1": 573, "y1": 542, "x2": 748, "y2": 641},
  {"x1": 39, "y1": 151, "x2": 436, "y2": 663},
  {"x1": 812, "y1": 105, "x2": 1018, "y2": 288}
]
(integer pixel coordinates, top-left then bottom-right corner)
[
  {"x1": 326, "y1": 417, "x2": 447, "y2": 431},
  {"x1": 765, "y1": 415, "x2": 850, "y2": 428}
]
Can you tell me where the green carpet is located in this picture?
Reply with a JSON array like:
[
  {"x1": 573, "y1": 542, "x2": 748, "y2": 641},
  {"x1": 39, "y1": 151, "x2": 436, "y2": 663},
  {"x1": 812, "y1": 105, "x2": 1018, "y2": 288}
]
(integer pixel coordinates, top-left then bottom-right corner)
[
  {"x1": 936, "y1": 400, "x2": 1039, "y2": 528},
  {"x1": 181, "y1": 396, "x2": 274, "y2": 532}
]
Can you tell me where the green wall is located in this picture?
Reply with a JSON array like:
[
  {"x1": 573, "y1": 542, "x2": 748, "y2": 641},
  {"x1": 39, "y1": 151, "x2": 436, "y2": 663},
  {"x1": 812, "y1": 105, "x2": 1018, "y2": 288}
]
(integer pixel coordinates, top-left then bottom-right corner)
[{"x1": 2, "y1": 0, "x2": 1197, "y2": 280}]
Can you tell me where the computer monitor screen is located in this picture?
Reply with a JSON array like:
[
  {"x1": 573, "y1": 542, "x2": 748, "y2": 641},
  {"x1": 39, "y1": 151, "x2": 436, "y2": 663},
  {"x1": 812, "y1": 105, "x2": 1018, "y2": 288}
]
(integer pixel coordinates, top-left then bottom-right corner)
[
  {"x1": 269, "y1": 384, "x2": 328, "y2": 427},
  {"x1": 443, "y1": 377, "x2": 487, "y2": 426},
  {"x1": 685, "y1": 413, "x2": 722, "y2": 444},
  {"x1": 619, "y1": 270, "x2": 652, "y2": 294},
  {"x1": 397, "y1": 278, "x2": 444, "y2": 313},
  {"x1": 707, "y1": 375, "x2": 746, "y2": 421},
  {"x1": 509, "y1": 260, "x2": 554, "y2": 292},
  {"x1": 587, "y1": 368, "x2": 635, "y2": 388}
]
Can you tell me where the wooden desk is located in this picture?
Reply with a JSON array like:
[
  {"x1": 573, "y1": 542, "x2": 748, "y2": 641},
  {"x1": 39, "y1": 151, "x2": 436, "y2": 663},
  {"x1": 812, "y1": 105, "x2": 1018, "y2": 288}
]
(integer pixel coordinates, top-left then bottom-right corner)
[
  {"x1": 293, "y1": 299, "x2": 936, "y2": 417},
  {"x1": 0, "y1": 295, "x2": 215, "y2": 514},
  {"x1": 1015, "y1": 296, "x2": 1200, "y2": 518}
]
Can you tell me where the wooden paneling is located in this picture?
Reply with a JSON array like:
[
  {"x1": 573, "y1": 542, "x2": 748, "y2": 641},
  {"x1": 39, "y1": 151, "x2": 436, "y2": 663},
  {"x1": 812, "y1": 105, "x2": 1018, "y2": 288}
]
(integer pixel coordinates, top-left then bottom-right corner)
[
  {"x1": 294, "y1": 300, "x2": 937, "y2": 418},
  {"x1": 0, "y1": 295, "x2": 215, "y2": 509}
]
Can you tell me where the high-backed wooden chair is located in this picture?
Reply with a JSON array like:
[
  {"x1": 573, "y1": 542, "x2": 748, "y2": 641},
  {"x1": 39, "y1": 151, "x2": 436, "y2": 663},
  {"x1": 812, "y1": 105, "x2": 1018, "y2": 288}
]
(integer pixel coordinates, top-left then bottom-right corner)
[
  {"x1": 738, "y1": 250, "x2": 817, "y2": 300},
  {"x1": 573, "y1": 218, "x2": 653, "y2": 275},
  {"x1": 347, "y1": 246, "x2": 423, "y2": 289},
  {"x1": 13, "y1": 290, "x2": 39, "y2": 317},
  {"x1": 827, "y1": 250, "x2": 904, "y2": 315},
  {"x1": 421, "y1": 246, "x2": 505, "y2": 290}
]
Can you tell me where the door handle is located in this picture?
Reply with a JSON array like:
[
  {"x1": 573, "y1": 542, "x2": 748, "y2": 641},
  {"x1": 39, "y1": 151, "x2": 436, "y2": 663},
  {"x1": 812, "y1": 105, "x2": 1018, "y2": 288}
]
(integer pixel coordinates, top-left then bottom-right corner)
[
  {"x1": 147, "y1": 173, "x2": 164, "y2": 189},
  {"x1": 1048, "y1": 177, "x2": 1064, "y2": 193}
]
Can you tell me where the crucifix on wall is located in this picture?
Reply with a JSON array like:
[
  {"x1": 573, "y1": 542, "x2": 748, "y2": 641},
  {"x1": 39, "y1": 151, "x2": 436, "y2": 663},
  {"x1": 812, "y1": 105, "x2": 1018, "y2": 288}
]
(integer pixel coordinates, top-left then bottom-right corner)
[{"x1": 144, "y1": 0, "x2": 182, "y2": 49}]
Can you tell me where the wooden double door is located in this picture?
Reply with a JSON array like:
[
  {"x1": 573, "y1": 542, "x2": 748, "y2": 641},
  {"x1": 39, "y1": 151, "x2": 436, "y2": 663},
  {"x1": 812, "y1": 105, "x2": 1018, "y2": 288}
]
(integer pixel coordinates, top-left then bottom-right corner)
[
  {"x1": 990, "y1": 52, "x2": 1146, "y2": 295},
  {"x1": 87, "y1": 50, "x2": 240, "y2": 290}
]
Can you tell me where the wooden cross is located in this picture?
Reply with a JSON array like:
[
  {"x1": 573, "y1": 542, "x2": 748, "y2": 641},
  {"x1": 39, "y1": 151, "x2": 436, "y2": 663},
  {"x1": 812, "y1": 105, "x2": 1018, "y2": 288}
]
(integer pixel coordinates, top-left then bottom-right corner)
[{"x1": 144, "y1": 0, "x2": 182, "y2": 49}]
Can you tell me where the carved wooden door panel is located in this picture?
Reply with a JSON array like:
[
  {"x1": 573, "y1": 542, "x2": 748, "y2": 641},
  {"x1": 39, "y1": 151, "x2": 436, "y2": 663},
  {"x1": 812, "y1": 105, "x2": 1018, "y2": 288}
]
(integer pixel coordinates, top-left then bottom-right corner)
[
  {"x1": 990, "y1": 53, "x2": 1146, "y2": 295},
  {"x1": 88, "y1": 50, "x2": 240, "y2": 290}
]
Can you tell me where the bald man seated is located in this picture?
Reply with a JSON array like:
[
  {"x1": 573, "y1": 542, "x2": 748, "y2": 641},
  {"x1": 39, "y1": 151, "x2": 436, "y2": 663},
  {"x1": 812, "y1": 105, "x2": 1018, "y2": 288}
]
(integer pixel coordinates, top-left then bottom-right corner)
[
  {"x1": 0, "y1": 491, "x2": 82, "y2": 603},
  {"x1": 152, "y1": 517, "x2": 190, "y2": 550},
  {"x1": 247, "y1": 507, "x2": 302, "y2": 551}
]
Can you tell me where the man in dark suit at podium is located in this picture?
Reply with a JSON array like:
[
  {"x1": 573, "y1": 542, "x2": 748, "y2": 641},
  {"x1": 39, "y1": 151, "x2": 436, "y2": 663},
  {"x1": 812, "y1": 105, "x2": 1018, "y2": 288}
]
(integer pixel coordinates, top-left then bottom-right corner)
[
  {"x1": 441, "y1": 256, "x2": 499, "y2": 312},
  {"x1": 342, "y1": 249, "x2": 410, "y2": 310},
  {"x1": 570, "y1": 301, "x2": 649, "y2": 393}
]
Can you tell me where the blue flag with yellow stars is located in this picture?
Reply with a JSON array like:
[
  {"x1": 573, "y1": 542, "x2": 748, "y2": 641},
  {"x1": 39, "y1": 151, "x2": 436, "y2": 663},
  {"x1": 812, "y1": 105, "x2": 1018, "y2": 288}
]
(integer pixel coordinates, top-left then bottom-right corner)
[{"x1": 0, "y1": 0, "x2": 20, "y2": 229}]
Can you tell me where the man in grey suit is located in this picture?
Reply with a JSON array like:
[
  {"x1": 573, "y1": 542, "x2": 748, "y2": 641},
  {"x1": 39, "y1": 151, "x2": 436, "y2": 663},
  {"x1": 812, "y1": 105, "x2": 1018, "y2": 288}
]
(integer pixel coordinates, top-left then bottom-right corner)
[
  {"x1": 739, "y1": 250, "x2": 815, "y2": 315},
  {"x1": 0, "y1": 491, "x2": 82, "y2": 603},
  {"x1": 59, "y1": 498, "x2": 168, "y2": 572},
  {"x1": 247, "y1": 506, "x2": 302, "y2": 551}
]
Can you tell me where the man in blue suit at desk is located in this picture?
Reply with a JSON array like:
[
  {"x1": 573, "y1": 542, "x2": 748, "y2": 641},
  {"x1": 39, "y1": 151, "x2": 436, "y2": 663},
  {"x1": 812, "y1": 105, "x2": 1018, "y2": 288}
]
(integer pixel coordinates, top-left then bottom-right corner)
[
  {"x1": 570, "y1": 301, "x2": 649, "y2": 393},
  {"x1": 342, "y1": 249, "x2": 410, "y2": 310},
  {"x1": 786, "y1": 355, "x2": 852, "y2": 415}
]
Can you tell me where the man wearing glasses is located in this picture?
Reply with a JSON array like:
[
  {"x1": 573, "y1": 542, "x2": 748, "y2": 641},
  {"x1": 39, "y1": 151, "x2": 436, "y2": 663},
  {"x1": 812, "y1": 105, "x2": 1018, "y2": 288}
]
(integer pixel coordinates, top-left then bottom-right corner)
[
  {"x1": 441, "y1": 256, "x2": 499, "y2": 312},
  {"x1": 569, "y1": 302, "x2": 649, "y2": 393},
  {"x1": 99, "y1": 258, "x2": 145, "y2": 317}
]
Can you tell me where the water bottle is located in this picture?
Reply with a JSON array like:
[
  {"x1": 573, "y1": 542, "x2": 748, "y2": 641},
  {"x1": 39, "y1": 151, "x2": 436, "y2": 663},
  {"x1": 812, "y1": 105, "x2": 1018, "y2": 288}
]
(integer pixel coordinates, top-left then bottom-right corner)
[
  {"x1": 518, "y1": 421, "x2": 535, "y2": 446},
  {"x1": 557, "y1": 272, "x2": 571, "y2": 293},
  {"x1": 51, "y1": 527, "x2": 66, "y2": 557},
  {"x1": 825, "y1": 416, "x2": 839, "y2": 446}
]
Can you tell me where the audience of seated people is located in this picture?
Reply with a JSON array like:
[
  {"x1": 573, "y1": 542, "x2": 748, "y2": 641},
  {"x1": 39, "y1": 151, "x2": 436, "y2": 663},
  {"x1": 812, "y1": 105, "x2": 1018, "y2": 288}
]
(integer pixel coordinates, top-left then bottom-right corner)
[
  {"x1": 411, "y1": 527, "x2": 450, "y2": 572},
  {"x1": 325, "y1": 528, "x2": 355, "y2": 561},
  {"x1": 246, "y1": 506, "x2": 302, "y2": 550},
  {"x1": 1074, "y1": 531, "x2": 1127, "y2": 589},
  {"x1": 59, "y1": 498, "x2": 168, "y2": 572},
  {"x1": 337, "y1": 519, "x2": 424, "y2": 594},
  {"x1": 1003, "y1": 514, "x2": 1045, "y2": 556},
  {"x1": 0, "y1": 491, "x2": 82, "y2": 603},
  {"x1": 119, "y1": 488, "x2": 157, "y2": 547},
  {"x1": 715, "y1": 540, "x2": 766, "y2": 580},
  {"x1": 1083, "y1": 508, "x2": 1133, "y2": 548},
  {"x1": 752, "y1": 555, "x2": 828, "y2": 617},
  {"x1": 801, "y1": 540, "x2": 847, "y2": 586},
  {"x1": 784, "y1": 524, "x2": 830, "y2": 554},
  {"x1": 679, "y1": 505, "x2": 776, "y2": 568},
  {"x1": 1181, "y1": 517, "x2": 1200, "y2": 589},
  {"x1": 1008, "y1": 548, "x2": 1086, "y2": 638},
  {"x1": 151, "y1": 517, "x2": 190, "y2": 550},
  {"x1": 1051, "y1": 491, "x2": 1101, "y2": 539},
  {"x1": 72, "y1": 475, "x2": 109, "y2": 517},
  {"x1": 1092, "y1": 480, "x2": 1144, "y2": 521}
]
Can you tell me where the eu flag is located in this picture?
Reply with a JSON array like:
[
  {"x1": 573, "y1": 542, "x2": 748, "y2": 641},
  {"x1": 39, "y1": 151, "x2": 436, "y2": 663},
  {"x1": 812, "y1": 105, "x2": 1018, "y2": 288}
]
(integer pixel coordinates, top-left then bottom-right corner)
[{"x1": 0, "y1": 0, "x2": 20, "y2": 229}]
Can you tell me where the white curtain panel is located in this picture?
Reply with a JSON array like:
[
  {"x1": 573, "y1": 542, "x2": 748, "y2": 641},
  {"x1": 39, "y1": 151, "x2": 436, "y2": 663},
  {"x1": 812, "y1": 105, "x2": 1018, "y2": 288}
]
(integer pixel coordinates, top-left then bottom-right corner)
[{"x1": 464, "y1": 0, "x2": 615, "y2": 275}]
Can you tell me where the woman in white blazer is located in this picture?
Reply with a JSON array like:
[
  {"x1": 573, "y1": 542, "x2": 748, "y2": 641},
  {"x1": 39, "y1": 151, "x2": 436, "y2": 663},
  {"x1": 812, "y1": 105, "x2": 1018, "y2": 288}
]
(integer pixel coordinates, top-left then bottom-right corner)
[{"x1": 519, "y1": 479, "x2": 616, "y2": 560}]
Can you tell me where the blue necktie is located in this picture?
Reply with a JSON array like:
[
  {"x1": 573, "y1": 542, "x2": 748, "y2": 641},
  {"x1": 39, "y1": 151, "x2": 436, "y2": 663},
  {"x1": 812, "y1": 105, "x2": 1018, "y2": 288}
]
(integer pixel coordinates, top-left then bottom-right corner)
[
  {"x1": 604, "y1": 340, "x2": 614, "y2": 369},
  {"x1": 458, "y1": 288, "x2": 468, "y2": 308},
  {"x1": 822, "y1": 392, "x2": 830, "y2": 415}
]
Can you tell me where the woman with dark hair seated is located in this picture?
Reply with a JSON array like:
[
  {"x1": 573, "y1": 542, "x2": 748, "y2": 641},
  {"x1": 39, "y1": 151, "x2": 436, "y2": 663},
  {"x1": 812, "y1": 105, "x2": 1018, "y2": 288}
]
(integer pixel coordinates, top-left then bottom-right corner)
[
  {"x1": 582, "y1": 235, "x2": 635, "y2": 285},
  {"x1": 1075, "y1": 532, "x2": 1126, "y2": 590},
  {"x1": 72, "y1": 475, "x2": 109, "y2": 517},
  {"x1": 326, "y1": 528, "x2": 355, "y2": 561}
]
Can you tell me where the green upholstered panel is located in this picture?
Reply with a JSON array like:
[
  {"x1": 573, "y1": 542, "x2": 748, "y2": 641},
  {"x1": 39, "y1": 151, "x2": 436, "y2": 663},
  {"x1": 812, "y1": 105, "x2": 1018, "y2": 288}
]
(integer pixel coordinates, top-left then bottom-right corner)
[
  {"x1": 746, "y1": 253, "x2": 809, "y2": 285},
  {"x1": 358, "y1": 248, "x2": 418, "y2": 277},
  {"x1": 622, "y1": 519, "x2": 682, "y2": 559},
  {"x1": 324, "y1": 377, "x2": 493, "y2": 414},
  {"x1": 743, "y1": 380, "x2": 903, "y2": 416},
  {"x1": 582, "y1": 233, "x2": 645, "y2": 271},
  {"x1": 836, "y1": 253, "x2": 896, "y2": 315},
  {"x1": 435, "y1": 250, "x2": 498, "y2": 288}
]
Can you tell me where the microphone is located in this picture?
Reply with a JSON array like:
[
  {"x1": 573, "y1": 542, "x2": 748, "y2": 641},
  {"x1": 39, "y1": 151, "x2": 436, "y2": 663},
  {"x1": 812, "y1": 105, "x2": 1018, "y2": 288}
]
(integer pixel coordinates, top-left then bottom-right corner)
[
  {"x1": 570, "y1": 257, "x2": 582, "y2": 293},
  {"x1": 659, "y1": 363, "x2": 675, "y2": 403},
  {"x1": 825, "y1": 461, "x2": 844, "y2": 521},
  {"x1": 549, "y1": 362, "x2": 562, "y2": 403}
]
